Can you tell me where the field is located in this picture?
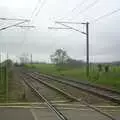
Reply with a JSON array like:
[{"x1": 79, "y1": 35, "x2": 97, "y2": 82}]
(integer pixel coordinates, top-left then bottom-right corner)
[
  {"x1": 25, "y1": 63, "x2": 120, "y2": 91},
  {"x1": 0, "y1": 60, "x2": 12, "y2": 102},
  {"x1": 0, "y1": 67, "x2": 8, "y2": 101}
]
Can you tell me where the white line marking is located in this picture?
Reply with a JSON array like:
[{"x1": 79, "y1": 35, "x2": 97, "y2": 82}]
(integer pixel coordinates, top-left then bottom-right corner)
[
  {"x1": 0, "y1": 106, "x2": 120, "y2": 112},
  {"x1": 0, "y1": 101, "x2": 68, "y2": 105},
  {"x1": 0, "y1": 102, "x2": 118, "y2": 106},
  {"x1": 30, "y1": 109, "x2": 38, "y2": 120},
  {"x1": 0, "y1": 104, "x2": 120, "y2": 108}
]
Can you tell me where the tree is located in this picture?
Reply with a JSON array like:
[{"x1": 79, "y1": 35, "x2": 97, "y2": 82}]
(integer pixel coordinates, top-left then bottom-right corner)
[
  {"x1": 50, "y1": 49, "x2": 69, "y2": 64},
  {"x1": 104, "y1": 65, "x2": 109, "y2": 72},
  {"x1": 66, "y1": 58, "x2": 85, "y2": 67},
  {"x1": 97, "y1": 64, "x2": 102, "y2": 72}
]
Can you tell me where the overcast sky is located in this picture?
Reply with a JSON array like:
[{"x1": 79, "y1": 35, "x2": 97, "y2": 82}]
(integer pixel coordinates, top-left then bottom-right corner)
[{"x1": 0, "y1": 0, "x2": 120, "y2": 63}]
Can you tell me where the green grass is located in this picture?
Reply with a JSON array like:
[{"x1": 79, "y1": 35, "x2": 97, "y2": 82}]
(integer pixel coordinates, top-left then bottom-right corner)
[
  {"x1": 0, "y1": 67, "x2": 8, "y2": 102},
  {"x1": 25, "y1": 64, "x2": 120, "y2": 91},
  {"x1": 25, "y1": 64, "x2": 57, "y2": 73}
]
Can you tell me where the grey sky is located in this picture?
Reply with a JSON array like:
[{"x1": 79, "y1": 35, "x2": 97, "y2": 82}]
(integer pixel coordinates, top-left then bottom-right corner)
[{"x1": 0, "y1": 0, "x2": 120, "y2": 63}]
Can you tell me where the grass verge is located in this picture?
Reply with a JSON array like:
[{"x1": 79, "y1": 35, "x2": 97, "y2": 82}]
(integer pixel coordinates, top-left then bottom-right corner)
[{"x1": 25, "y1": 64, "x2": 120, "y2": 91}]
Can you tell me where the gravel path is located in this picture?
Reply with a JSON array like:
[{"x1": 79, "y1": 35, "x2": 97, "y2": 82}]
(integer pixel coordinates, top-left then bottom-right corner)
[{"x1": 8, "y1": 67, "x2": 40, "y2": 102}]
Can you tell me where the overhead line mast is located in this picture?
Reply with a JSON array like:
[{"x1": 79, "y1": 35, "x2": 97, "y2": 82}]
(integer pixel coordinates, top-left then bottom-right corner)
[{"x1": 48, "y1": 21, "x2": 90, "y2": 77}]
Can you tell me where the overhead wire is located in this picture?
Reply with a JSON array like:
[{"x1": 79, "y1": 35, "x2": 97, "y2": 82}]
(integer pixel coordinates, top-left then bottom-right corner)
[
  {"x1": 0, "y1": 1, "x2": 38, "y2": 62},
  {"x1": 35, "y1": 0, "x2": 47, "y2": 17},
  {"x1": 17, "y1": 0, "x2": 42, "y2": 58},
  {"x1": 57, "y1": 0, "x2": 88, "y2": 21},
  {"x1": 0, "y1": 18, "x2": 30, "y2": 21},
  {"x1": 73, "y1": 0, "x2": 99, "y2": 22},
  {"x1": 30, "y1": 0, "x2": 42, "y2": 19},
  {"x1": 57, "y1": 0, "x2": 99, "y2": 23},
  {"x1": 79, "y1": 0, "x2": 99, "y2": 14},
  {"x1": 71, "y1": 0, "x2": 88, "y2": 13},
  {"x1": 0, "y1": 21, "x2": 28, "y2": 31},
  {"x1": 89, "y1": 7, "x2": 120, "y2": 63},
  {"x1": 18, "y1": 0, "x2": 47, "y2": 60},
  {"x1": 58, "y1": 1, "x2": 120, "y2": 24},
  {"x1": 93, "y1": 8, "x2": 120, "y2": 22}
]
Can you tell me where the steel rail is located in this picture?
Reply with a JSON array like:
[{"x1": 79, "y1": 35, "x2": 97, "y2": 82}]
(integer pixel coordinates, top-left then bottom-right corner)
[
  {"x1": 36, "y1": 73, "x2": 120, "y2": 104},
  {"x1": 31, "y1": 72, "x2": 117, "y2": 120},
  {"x1": 50, "y1": 74, "x2": 120, "y2": 94},
  {"x1": 24, "y1": 72, "x2": 80, "y2": 102},
  {"x1": 22, "y1": 75, "x2": 68, "y2": 120}
]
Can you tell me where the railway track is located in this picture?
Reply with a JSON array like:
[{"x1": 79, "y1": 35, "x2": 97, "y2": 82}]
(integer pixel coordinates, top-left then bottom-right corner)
[
  {"x1": 22, "y1": 71, "x2": 117, "y2": 120},
  {"x1": 21, "y1": 74, "x2": 68, "y2": 120},
  {"x1": 22, "y1": 72, "x2": 79, "y2": 102},
  {"x1": 21, "y1": 73, "x2": 77, "y2": 102},
  {"x1": 33, "y1": 72, "x2": 120, "y2": 104}
]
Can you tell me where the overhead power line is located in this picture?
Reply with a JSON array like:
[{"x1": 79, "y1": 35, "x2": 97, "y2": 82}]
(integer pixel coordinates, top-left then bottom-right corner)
[
  {"x1": 54, "y1": 22, "x2": 86, "y2": 34},
  {"x1": 58, "y1": 0, "x2": 99, "y2": 22},
  {"x1": 48, "y1": 27, "x2": 71, "y2": 30},
  {"x1": 55, "y1": 21, "x2": 86, "y2": 24},
  {"x1": 57, "y1": 0, "x2": 88, "y2": 21},
  {"x1": 15, "y1": 25, "x2": 36, "y2": 28},
  {"x1": 79, "y1": 0, "x2": 99, "y2": 14},
  {"x1": 94, "y1": 8, "x2": 120, "y2": 22},
  {"x1": 0, "y1": 18, "x2": 30, "y2": 22},
  {"x1": 35, "y1": 0, "x2": 47, "y2": 17},
  {"x1": 0, "y1": 21, "x2": 29, "y2": 31},
  {"x1": 31, "y1": 0, "x2": 42, "y2": 19},
  {"x1": 71, "y1": 0, "x2": 88, "y2": 13}
]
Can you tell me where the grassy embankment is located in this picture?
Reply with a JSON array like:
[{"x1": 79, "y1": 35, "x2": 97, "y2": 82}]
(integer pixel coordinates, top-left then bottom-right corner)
[
  {"x1": 0, "y1": 67, "x2": 8, "y2": 102},
  {"x1": 25, "y1": 63, "x2": 120, "y2": 91},
  {"x1": 0, "y1": 60, "x2": 14, "y2": 102}
]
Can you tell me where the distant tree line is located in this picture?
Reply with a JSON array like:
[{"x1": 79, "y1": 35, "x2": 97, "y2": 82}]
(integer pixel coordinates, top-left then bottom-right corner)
[
  {"x1": 0, "y1": 59, "x2": 13, "y2": 68},
  {"x1": 50, "y1": 48, "x2": 85, "y2": 70}
]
